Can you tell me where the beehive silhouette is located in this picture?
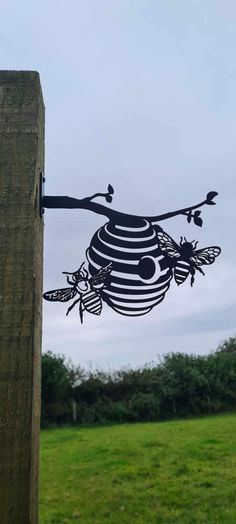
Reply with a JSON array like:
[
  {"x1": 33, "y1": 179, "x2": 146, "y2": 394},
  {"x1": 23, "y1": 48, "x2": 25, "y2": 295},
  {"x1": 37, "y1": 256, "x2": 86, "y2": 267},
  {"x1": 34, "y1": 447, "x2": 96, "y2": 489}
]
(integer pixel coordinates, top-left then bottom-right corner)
[{"x1": 87, "y1": 219, "x2": 173, "y2": 316}]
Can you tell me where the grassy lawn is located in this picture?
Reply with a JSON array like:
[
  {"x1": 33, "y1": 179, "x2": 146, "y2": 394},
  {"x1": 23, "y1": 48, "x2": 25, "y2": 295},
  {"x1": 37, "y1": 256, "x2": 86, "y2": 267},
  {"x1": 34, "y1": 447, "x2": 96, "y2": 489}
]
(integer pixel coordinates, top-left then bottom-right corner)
[{"x1": 39, "y1": 413, "x2": 236, "y2": 523}]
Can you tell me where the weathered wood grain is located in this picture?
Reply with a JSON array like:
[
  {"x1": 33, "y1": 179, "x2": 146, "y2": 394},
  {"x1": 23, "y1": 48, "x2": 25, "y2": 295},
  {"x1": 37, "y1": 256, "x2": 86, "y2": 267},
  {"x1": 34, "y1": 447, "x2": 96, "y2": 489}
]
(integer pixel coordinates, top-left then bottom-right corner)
[{"x1": 0, "y1": 71, "x2": 44, "y2": 524}]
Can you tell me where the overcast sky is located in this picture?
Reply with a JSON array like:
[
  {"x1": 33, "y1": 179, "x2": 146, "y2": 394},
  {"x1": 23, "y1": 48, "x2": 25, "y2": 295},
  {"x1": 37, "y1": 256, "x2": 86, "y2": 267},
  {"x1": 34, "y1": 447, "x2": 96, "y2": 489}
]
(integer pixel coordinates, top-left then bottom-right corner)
[{"x1": 2, "y1": 0, "x2": 236, "y2": 368}]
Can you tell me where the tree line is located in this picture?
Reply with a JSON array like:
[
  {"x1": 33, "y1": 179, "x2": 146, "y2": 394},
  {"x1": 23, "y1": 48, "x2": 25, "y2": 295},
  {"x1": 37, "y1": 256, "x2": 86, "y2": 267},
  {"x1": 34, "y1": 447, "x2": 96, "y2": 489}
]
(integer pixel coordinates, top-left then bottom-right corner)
[{"x1": 41, "y1": 336, "x2": 236, "y2": 427}]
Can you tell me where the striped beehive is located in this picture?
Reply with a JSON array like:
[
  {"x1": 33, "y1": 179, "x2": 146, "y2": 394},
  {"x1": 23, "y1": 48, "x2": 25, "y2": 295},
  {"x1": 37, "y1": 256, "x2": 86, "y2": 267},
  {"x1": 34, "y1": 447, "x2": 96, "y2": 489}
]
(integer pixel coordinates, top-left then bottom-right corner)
[{"x1": 87, "y1": 219, "x2": 173, "y2": 316}]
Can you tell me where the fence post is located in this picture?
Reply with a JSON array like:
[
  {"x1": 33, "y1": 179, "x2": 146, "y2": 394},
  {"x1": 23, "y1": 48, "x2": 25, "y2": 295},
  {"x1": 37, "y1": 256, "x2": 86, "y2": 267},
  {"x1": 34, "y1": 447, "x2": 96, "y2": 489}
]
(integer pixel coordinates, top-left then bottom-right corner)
[{"x1": 0, "y1": 70, "x2": 44, "y2": 524}]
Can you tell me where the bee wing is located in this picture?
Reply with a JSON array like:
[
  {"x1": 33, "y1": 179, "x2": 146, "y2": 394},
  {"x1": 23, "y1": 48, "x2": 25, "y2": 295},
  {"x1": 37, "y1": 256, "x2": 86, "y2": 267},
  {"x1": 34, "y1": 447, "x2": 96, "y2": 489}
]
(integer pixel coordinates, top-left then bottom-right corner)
[
  {"x1": 191, "y1": 246, "x2": 221, "y2": 266},
  {"x1": 157, "y1": 231, "x2": 180, "y2": 258},
  {"x1": 90, "y1": 262, "x2": 112, "y2": 289},
  {"x1": 43, "y1": 287, "x2": 77, "y2": 302}
]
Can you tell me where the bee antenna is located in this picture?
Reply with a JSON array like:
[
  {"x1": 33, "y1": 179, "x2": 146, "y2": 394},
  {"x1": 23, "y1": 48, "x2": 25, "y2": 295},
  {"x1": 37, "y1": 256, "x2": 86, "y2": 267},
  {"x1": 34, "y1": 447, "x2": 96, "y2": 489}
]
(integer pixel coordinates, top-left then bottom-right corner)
[
  {"x1": 184, "y1": 236, "x2": 187, "y2": 243},
  {"x1": 62, "y1": 261, "x2": 85, "y2": 276},
  {"x1": 180, "y1": 236, "x2": 183, "y2": 245},
  {"x1": 78, "y1": 262, "x2": 85, "y2": 272}
]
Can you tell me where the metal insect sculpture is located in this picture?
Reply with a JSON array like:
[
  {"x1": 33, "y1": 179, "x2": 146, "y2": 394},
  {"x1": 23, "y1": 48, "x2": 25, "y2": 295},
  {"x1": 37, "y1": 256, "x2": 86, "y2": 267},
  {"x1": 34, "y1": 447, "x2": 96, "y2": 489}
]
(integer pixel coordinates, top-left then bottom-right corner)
[
  {"x1": 43, "y1": 262, "x2": 112, "y2": 323},
  {"x1": 42, "y1": 183, "x2": 221, "y2": 322},
  {"x1": 157, "y1": 232, "x2": 221, "y2": 287}
]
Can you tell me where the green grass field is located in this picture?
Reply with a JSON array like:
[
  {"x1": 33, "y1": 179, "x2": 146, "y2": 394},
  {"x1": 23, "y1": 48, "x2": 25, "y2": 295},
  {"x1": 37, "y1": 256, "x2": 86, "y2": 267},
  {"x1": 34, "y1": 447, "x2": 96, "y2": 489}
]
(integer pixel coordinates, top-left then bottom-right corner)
[{"x1": 39, "y1": 413, "x2": 236, "y2": 524}]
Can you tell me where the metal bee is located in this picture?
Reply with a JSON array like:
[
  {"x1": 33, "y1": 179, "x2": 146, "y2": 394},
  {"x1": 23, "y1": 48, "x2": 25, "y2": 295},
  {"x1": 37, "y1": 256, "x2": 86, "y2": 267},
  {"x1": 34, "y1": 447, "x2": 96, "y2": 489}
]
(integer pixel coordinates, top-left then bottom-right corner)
[
  {"x1": 43, "y1": 262, "x2": 112, "y2": 323},
  {"x1": 157, "y1": 232, "x2": 221, "y2": 287}
]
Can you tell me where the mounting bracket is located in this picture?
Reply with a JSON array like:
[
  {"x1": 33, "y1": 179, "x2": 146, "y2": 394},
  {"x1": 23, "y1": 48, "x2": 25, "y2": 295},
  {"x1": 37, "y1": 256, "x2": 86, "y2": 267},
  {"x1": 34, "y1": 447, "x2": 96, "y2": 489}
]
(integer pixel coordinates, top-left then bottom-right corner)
[{"x1": 39, "y1": 172, "x2": 45, "y2": 217}]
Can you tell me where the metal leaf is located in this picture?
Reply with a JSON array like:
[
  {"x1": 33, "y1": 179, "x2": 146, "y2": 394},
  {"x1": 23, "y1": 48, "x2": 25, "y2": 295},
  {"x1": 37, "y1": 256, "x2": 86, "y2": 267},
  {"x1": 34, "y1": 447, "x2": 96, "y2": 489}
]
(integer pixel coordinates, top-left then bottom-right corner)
[
  {"x1": 194, "y1": 216, "x2": 203, "y2": 227},
  {"x1": 206, "y1": 191, "x2": 218, "y2": 201},
  {"x1": 108, "y1": 184, "x2": 114, "y2": 195}
]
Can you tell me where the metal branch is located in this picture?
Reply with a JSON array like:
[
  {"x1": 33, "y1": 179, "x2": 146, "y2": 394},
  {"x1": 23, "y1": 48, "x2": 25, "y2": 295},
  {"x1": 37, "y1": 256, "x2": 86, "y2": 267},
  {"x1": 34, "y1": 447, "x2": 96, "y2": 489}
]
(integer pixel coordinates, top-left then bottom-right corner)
[
  {"x1": 42, "y1": 190, "x2": 217, "y2": 226},
  {"x1": 42, "y1": 195, "x2": 146, "y2": 226},
  {"x1": 148, "y1": 197, "x2": 209, "y2": 223},
  {"x1": 84, "y1": 192, "x2": 108, "y2": 202}
]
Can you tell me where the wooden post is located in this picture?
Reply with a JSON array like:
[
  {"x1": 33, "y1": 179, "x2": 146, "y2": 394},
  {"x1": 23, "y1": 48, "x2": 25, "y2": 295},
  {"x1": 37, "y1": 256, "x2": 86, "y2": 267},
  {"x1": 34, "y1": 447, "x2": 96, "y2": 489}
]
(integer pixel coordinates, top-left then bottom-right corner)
[{"x1": 0, "y1": 71, "x2": 44, "y2": 524}]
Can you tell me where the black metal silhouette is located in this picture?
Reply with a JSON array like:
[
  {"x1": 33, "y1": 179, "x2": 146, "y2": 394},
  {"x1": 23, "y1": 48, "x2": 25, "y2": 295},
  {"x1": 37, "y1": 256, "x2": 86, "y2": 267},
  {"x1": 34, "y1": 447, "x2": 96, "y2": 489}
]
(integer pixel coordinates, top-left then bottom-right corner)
[
  {"x1": 86, "y1": 220, "x2": 173, "y2": 317},
  {"x1": 42, "y1": 184, "x2": 221, "y2": 321},
  {"x1": 43, "y1": 262, "x2": 112, "y2": 323},
  {"x1": 157, "y1": 232, "x2": 221, "y2": 287}
]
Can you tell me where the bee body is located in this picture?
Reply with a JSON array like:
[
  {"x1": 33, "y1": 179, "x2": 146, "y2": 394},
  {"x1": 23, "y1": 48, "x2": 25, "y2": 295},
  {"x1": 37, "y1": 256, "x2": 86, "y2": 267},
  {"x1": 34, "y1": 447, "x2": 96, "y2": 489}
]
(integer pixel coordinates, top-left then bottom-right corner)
[
  {"x1": 43, "y1": 263, "x2": 112, "y2": 323},
  {"x1": 174, "y1": 261, "x2": 191, "y2": 286},
  {"x1": 82, "y1": 290, "x2": 102, "y2": 316},
  {"x1": 157, "y1": 232, "x2": 221, "y2": 287}
]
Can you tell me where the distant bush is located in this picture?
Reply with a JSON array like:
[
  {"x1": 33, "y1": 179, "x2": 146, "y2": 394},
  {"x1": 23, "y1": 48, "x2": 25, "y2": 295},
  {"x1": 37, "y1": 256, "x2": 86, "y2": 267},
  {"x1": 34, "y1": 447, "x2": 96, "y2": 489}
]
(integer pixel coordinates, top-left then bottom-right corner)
[
  {"x1": 41, "y1": 351, "x2": 72, "y2": 427},
  {"x1": 41, "y1": 336, "x2": 236, "y2": 426}
]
